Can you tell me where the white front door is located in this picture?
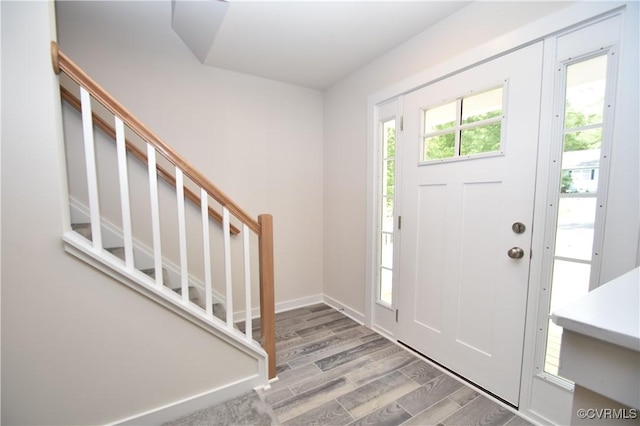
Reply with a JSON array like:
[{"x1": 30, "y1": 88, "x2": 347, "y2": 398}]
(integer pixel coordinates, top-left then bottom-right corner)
[{"x1": 397, "y1": 42, "x2": 543, "y2": 406}]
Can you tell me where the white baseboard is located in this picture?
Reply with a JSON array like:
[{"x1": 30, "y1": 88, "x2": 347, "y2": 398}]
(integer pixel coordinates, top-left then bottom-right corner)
[
  {"x1": 276, "y1": 294, "x2": 324, "y2": 313},
  {"x1": 232, "y1": 294, "x2": 325, "y2": 323},
  {"x1": 322, "y1": 295, "x2": 366, "y2": 325},
  {"x1": 371, "y1": 324, "x2": 395, "y2": 341},
  {"x1": 111, "y1": 374, "x2": 263, "y2": 426},
  {"x1": 231, "y1": 294, "x2": 366, "y2": 331}
]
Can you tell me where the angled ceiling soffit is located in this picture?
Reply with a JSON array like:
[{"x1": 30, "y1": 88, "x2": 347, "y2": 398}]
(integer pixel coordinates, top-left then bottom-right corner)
[{"x1": 171, "y1": 0, "x2": 229, "y2": 63}]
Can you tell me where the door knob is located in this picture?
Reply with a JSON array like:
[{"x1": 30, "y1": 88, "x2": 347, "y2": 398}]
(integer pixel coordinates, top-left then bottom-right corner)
[{"x1": 507, "y1": 247, "x2": 524, "y2": 259}]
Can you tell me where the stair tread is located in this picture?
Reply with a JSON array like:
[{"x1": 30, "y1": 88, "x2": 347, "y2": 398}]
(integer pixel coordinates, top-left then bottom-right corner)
[
  {"x1": 106, "y1": 246, "x2": 125, "y2": 261},
  {"x1": 71, "y1": 223, "x2": 92, "y2": 241},
  {"x1": 70, "y1": 227, "x2": 211, "y2": 314},
  {"x1": 140, "y1": 267, "x2": 171, "y2": 286},
  {"x1": 170, "y1": 285, "x2": 200, "y2": 305}
]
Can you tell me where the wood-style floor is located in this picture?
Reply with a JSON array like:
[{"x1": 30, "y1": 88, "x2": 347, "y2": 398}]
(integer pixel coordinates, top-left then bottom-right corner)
[{"x1": 165, "y1": 304, "x2": 534, "y2": 426}]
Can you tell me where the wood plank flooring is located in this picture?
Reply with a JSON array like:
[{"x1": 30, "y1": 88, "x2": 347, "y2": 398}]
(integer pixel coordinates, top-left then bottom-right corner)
[{"x1": 164, "y1": 304, "x2": 534, "y2": 426}]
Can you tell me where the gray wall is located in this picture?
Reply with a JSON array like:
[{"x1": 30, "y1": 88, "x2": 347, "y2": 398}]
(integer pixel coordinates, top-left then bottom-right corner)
[
  {"x1": 1, "y1": 2, "x2": 261, "y2": 424},
  {"x1": 55, "y1": 1, "x2": 325, "y2": 308}
]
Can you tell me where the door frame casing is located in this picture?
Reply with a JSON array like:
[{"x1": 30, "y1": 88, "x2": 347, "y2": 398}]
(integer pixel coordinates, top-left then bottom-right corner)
[{"x1": 366, "y1": 2, "x2": 638, "y2": 425}]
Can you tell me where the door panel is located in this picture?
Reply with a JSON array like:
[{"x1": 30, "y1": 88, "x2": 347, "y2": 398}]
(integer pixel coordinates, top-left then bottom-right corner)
[
  {"x1": 398, "y1": 42, "x2": 543, "y2": 406},
  {"x1": 414, "y1": 184, "x2": 447, "y2": 332}
]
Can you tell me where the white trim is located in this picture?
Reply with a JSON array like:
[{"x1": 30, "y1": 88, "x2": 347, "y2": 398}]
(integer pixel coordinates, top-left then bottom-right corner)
[
  {"x1": 222, "y1": 207, "x2": 234, "y2": 328},
  {"x1": 111, "y1": 374, "x2": 263, "y2": 426},
  {"x1": 368, "y1": 2, "x2": 627, "y2": 107},
  {"x1": 115, "y1": 116, "x2": 134, "y2": 271},
  {"x1": 241, "y1": 294, "x2": 366, "y2": 327},
  {"x1": 242, "y1": 224, "x2": 253, "y2": 342},
  {"x1": 147, "y1": 144, "x2": 164, "y2": 287},
  {"x1": 371, "y1": 324, "x2": 395, "y2": 342},
  {"x1": 80, "y1": 87, "x2": 102, "y2": 251},
  {"x1": 176, "y1": 168, "x2": 189, "y2": 302},
  {"x1": 230, "y1": 294, "x2": 366, "y2": 326},
  {"x1": 273, "y1": 294, "x2": 323, "y2": 314},
  {"x1": 232, "y1": 293, "x2": 324, "y2": 323},
  {"x1": 322, "y1": 295, "x2": 366, "y2": 325},
  {"x1": 201, "y1": 188, "x2": 214, "y2": 318}
]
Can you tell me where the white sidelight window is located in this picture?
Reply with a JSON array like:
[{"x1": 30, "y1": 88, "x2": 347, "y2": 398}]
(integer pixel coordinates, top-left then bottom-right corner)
[
  {"x1": 378, "y1": 118, "x2": 396, "y2": 306},
  {"x1": 543, "y1": 51, "x2": 615, "y2": 377}
]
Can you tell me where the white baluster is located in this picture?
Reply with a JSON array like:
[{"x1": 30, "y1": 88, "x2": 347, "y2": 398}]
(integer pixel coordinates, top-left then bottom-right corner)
[
  {"x1": 223, "y1": 207, "x2": 234, "y2": 329},
  {"x1": 80, "y1": 87, "x2": 102, "y2": 250},
  {"x1": 176, "y1": 169, "x2": 188, "y2": 303},
  {"x1": 147, "y1": 145, "x2": 163, "y2": 287},
  {"x1": 201, "y1": 188, "x2": 213, "y2": 317},
  {"x1": 115, "y1": 117, "x2": 134, "y2": 270},
  {"x1": 243, "y1": 224, "x2": 252, "y2": 342}
]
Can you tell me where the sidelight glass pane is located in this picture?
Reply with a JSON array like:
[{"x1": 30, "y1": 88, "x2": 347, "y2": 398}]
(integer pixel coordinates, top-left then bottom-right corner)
[
  {"x1": 378, "y1": 116, "x2": 396, "y2": 308},
  {"x1": 424, "y1": 101, "x2": 457, "y2": 133},
  {"x1": 462, "y1": 87, "x2": 503, "y2": 124},
  {"x1": 549, "y1": 260, "x2": 591, "y2": 315},
  {"x1": 560, "y1": 168, "x2": 599, "y2": 194},
  {"x1": 565, "y1": 55, "x2": 607, "y2": 128},
  {"x1": 460, "y1": 123, "x2": 501, "y2": 156},
  {"x1": 383, "y1": 121, "x2": 396, "y2": 159},
  {"x1": 561, "y1": 129, "x2": 601, "y2": 194},
  {"x1": 380, "y1": 268, "x2": 393, "y2": 305},
  {"x1": 380, "y1": 232, "x2": 393, "y2": 269},
  {"x1": 381, "y1": 197, "x2": 394, "y2": 233},
  {"x1": 563, "y1": 128, "x2": 602, "y2": 153},
  {"x1": 555, "y1": 197, "x2": 596, "y2": 261},
  {"x1": 544, "y1": 260, "x2": 592, "y2": 375},
  {"x1": 382, "y1": 160, "x2": 395, "y2": 197},
  {"x1": 423, "y1": 133, "x2": 455, "y2": 161}
]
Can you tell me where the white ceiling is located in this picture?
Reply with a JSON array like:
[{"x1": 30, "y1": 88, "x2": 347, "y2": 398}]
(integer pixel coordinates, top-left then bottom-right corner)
[{"x1": 172, "y1": 1, "x2": 471, "y2": 90}]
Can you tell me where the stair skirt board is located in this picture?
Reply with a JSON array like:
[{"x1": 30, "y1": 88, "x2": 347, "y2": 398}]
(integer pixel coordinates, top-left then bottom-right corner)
[
  {"x1": 111, "y1": 374, "x2": 265, "y2": 426},
  {"x1": 63, "y1": 231, "x2": 268, "y2": 368},
  {"x1": 68, "y1": 197, "x2": 225, "y2": 309}
]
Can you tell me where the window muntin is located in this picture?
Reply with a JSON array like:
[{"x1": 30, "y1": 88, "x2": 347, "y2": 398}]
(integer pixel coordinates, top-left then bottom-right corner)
[
  {"x1": 421, "y1": 85, "x2": 505, "y2": 162},
  {"x1": 543, "y1": 53, "x2": 610, "y2": 377}
]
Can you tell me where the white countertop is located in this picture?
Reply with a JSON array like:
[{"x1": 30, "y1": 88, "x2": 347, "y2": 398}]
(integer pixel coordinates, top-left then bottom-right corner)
[{"x1": 551, "y1": 267, "x2": 640, "y2": 352}]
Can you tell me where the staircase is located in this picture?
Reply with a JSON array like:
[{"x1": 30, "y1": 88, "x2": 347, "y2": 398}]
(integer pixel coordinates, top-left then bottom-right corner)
[
  {"x1": 52, "y1": 41, "x2": 276, "y2": 381},
  {"x1": 71, "y1": 222, "x2": 228, "y2": 318}
]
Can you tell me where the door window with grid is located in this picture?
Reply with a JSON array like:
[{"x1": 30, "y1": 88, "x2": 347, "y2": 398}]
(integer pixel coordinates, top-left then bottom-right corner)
[{"x1": 422, "y1": 86, "x2": 505, "y2": 163}]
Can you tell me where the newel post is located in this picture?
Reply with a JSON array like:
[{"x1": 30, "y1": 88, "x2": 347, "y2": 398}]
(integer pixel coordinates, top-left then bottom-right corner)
[{"x1": 258, "y1": 214, "x2": 276, "y2": 379}]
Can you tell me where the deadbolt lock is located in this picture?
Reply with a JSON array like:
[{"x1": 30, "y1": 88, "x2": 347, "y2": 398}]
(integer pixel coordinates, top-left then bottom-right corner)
[{"x1": 512, "y1": 222, "x2": 526, "y2": 234}]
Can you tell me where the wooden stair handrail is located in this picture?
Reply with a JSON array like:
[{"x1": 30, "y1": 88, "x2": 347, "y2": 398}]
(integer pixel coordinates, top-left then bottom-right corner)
[
  {"x1": 51, "y1": 42, "x2": 261, "y2": 235},
  {"x1": 60, "y1": 86, "x2": 240, "y2": 236}
]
